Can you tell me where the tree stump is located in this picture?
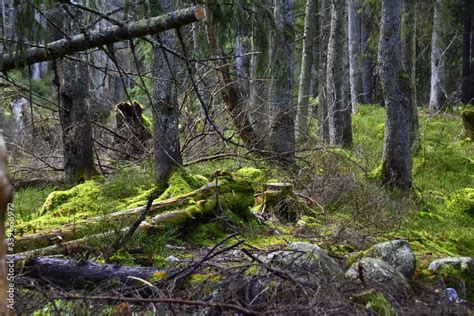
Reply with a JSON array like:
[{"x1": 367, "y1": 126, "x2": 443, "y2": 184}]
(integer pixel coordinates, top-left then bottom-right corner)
[
  {"x1": 259, "y1": 183, "x2": 295, "y2": 221},
  {"x1": 461, "y1": 108, "x2": 474, "y2": 139},
  {"x1": 114, "y1": 101, "x2": 152, "y2": 158}
]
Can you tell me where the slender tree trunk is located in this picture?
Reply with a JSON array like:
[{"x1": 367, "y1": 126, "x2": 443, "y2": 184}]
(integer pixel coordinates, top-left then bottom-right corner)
[
  {"x1": 270, "y1": 0, "x2": 296, "y2": 164},
  {"x1": 153, "y1": 0, "x2": 182, "y2": 186},
  {"x1": 318, "y1": 0, "x2": 331, "y2": 143},
  {"x1": 461, "y1": 2, "x2": 472, "y2": 104},
  {"x1": 296, "y1": 0, "x2": 318, "y2": 142},
  {"x1": 348, "y1": 0, "x2": 363, "y2": 112},
  {"x1": 326, "y1": 0, "x2": 352, "y2": 147},
  {"x1": 402, "y1": 0, "x2": 419, "y2": 149},
  {"x1": 429, "y1": 0, "x2": 447, "y2": 112},
  {"x1": 360, "y1": 1, "x2": 373, "y2": 104},
  {"x1": 0, "y1": 136, "x2": 13, "y2": 314},
  {"x1": 59, "y1": 6, "x2": 97, "y2": 184},
  {"x1": 378, "y1": 0, "x2": 413, "y2": 191}
]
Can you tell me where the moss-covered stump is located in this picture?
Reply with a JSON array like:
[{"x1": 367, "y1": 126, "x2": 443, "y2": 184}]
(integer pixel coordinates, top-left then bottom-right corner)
[
  {"x1": 461, "y1": 108, "x2": 474, "y2": 139},
  {"x1": 258, "y1": 183, "x2": 294, "y2": 221},
  {"x1": 14, "y1": 172, "x2": 255, "y2": 252}
]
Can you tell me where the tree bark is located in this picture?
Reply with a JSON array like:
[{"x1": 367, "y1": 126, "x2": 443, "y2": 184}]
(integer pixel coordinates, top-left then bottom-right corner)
[
  {"x1": 0, "y1": 136, "x2": 13, "y2": 314},
  {"x1": 360, "y1": 1, "x2": 373, "y2": 104},
  {"x1": 270, "y1": 0, "x2": 296, "y2": 164},
  {"x1": 348, "y1": 0, "x2": 363, "y2": 112},
  {"x1": 296, "y1": 0, "x2": 318, "y2": 142},
  {"x1": 59, "y1": 5, "x2": 97, "y2": 184},
  {"x1": 326, "y1": 0, "x2": 352, "y2": 147},
  {"x1": 8, "y1": 255, "x2": 164, "y2": 289},
  {"x1": 152, "y1": 0, "x2": 183, "y2": 186},
  {"x1": 378, "y1": 0, "x2": 413, "y2": 191},
  {"x1": 401, "y1": 0, "x2": 419, "y2": 149},
  {"x1": 0, "y1": 6, "x2": 206, "y2": 72},
  {"x1": 318, "y1": 0, "x2": 331, "y2": 143},
  {"x1": 461, "y1": 2, "x2": 472, "y2": 104},
  {"x1": 429, "y1": 0, "x2": 447, "y2": 112}
]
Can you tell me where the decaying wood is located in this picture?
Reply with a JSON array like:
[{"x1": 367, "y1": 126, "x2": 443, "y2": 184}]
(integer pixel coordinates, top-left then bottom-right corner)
[
  {"x1": 0, "y1": 136, "x2": 13, "y2": 314},
  {"x1": 258, "y1": 183, "x2": 294, "y2": 221},
  {"x1": 9, "y1": 255, "x2": 164, "y2": 289},
  {"x1": 0, "y1": 6, "x2": 205, "y2": 72},
  {"x1": 14, "y1": 181, "x2": 223, "y2": 252}
]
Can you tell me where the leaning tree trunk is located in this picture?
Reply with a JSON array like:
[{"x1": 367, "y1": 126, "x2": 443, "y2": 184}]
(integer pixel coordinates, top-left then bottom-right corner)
[
  {"x1": 378, "y1": 0, "x2": 413, "y2": 191},
  {"x1": 296, "y1": 0, "x2": 318, "y2": 143},
  {"x1": 326, "y1": 0, "x2": 352, "y2": 147},
  {"x1": 360, "y1": 1, "x2": 373, "y2": 104},
  {"x1": 0, "y1": 136, "x2": 13, "y2": 314},
  {"x1": 348, "y1": 0, "x2": 363, "y2": 112},
  {"x1": 429, "y1": 0, "x2": 447, "y2": 112},
  {"x1": 270, "y1": 0, "x2": 296, "y2": 164},
  {"x1": 402, "y1": 0, "x2": 419, "y2": 149},
  {"x1": 152, "y1": 0, "x2": 182, "y2": 186},
  {"x1": 461, "y1": 1, "x2": 472, "y2": 104},
  {"x1": 59, "y1": 5, "x2": 97, "y2": 184},
  {"x1": 318, "y1": 0, "x2": 331, "y2": 143}
]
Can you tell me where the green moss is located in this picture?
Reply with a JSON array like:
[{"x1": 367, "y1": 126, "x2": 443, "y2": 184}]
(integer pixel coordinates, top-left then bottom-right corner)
[
  {"x1": 351, "y1": 289, "x2": 395, "y2": 316},
  {"x1": 109, "y1": 249, "x2": 135, "y2": 266},
  {"x1": 188, "y1": 273, "x2": 223, "y2": 287},
  {"x1": 149, "y1": 271, "x2": 167, "y2": 282},
  {"x1": 157, "y1": 169, "x2": 208, "y2": 201},
  {"x1": 446, "y1": 188, "x2": 474, "y2": 218}
]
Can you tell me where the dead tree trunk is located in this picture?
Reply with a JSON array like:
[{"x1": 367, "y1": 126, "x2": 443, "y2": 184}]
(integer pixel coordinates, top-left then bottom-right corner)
[
  {"x1": 0, "y1": 6, "x2": 206, "y2": 72},
  {"x1": 8, "y1": 255, "x2": 164, "y2": 289}
]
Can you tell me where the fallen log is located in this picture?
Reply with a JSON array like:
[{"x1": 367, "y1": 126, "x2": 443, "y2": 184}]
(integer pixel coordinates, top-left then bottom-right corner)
[
  {"x1": 9, "y1": 255, "x2": 164, "y2": 289},
  {"x1": 15, "y1": 177, "x2": 255, "y2": 252},
  {"x1": 0, "y1": 6, "x2": 205, "y2": 72}
]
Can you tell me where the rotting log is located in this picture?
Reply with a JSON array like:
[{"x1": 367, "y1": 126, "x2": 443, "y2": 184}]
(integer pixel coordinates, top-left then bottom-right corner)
[
  {"x1": 14, "y1": 178, "x2": 255, "y2": 253},
  {"x1": 9, "y1": 255, "x2": 164, "y2": 289},
  {"x1": 0, "y1": 6, "x2": 205, "y2": 72},
  {"x1": 0, "y1": 136, "x2": 13, "y2": 314},
  {"x1": 258, "y1": 183, "x2": 294, "y2": 221}
]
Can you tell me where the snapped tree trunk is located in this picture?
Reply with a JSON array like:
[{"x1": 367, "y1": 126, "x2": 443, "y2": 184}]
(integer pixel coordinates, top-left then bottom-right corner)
[
  {"x1": 360, "y1": 1, "x2": 373, "y2": 104},
  {"x1": 348, "y1": 0, "x2": 363, "y2": 112},
  {"x1": 270, "y1": 0, "x2": 296, "y2": 164},
  {"x1": 326, "y1": 0, "x2": 352, "y2": 147},
  {"x1": 152, "y1": 0, "x2": 182, "y2": 186},
  {"x1": 429, "y1": 0, "x2": 447, "y2": 112},
  {"x1": 296, "y1": 0, "x2": 317, "y2": 143},
  {"x1": 59, "y1": 6, "x2": 97, "y2": 184},
  {"x1": 378, "y1": 0, "x2": 413, "y2": 191},
  {"x1": 402, "y1": 0, "x2": 420, "y2": 149},
  {"x1": 0, "y1": 136, "x2": 13, "y2": 314},
  {"x1": 318, "y1": 0, "x2": 331, "y2": 143}
]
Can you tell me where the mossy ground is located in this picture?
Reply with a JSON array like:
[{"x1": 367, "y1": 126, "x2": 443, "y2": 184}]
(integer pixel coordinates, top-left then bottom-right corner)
[{"x1": 13, "y1": 105, "x2": 473, "y2": 295}]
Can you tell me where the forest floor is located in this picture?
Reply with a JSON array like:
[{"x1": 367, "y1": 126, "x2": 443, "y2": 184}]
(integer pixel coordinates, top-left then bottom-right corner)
[{"x1": 12, "y1": 105, "x2": 474, "y2": 314}]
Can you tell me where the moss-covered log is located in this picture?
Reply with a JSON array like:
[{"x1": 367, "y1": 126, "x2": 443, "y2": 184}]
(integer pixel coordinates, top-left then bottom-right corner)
[
  {"x1": 462, "y1": 108, "x2": 474, "y2": 139},
  {"x1": 9, "y1": 255, "x2": 165, "y2": 289},
  {"x1": 14, "y1": 177, "x2": 255, "y2": 252}
]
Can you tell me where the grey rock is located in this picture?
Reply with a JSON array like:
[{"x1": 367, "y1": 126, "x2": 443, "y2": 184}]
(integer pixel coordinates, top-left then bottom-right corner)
[
  {"x1": 346, "y1": 258, "x2": 411, "y2": 293},
  {"x1": 365, "y1": 240, "x2": 416, "y2": 278},
  {"x1": 428, "y1": 257, "x2": 473, "y2": 273},
  {"x1": 261, "y1": 242, "x2": 343, "y2": 282}
]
